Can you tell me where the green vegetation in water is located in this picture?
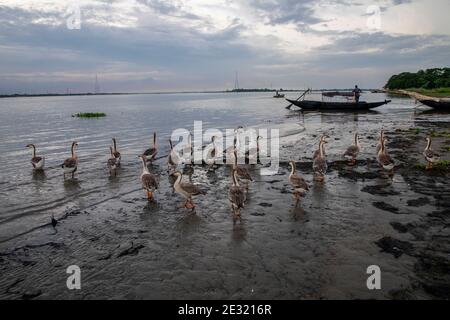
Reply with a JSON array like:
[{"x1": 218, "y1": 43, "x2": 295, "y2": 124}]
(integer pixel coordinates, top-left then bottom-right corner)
[
  {"x1": 429, "y1": 130, "x2": 450, "y2": 138},
  {"x1": 414, "y1": 161, "x2": 450, "y2": 171},
  {"x1": 385, "y1": 68, "x2": 450, "y2": 93},
  {"x1": 73, "y1": 112, "x2": 106, "y2": 118}
]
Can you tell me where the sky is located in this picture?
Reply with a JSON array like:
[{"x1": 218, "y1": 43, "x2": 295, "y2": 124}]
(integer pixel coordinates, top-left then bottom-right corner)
[{"x1": 0, "y1": 0, "x2": 449, "y2": 93}]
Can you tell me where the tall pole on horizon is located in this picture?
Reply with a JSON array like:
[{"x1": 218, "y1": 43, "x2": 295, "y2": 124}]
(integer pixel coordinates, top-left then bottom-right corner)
[{"x1": 94, "y1": 74, "x2": 100, "y2": 94}]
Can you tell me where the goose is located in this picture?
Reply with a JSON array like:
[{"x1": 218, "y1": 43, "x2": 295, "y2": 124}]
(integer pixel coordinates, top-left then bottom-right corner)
[
  {"x1": 288, "y1": 161, "x2": 309, "y2": 205},
  {"x1": 112, "y1": 138, "x2": 121, "y2": 166},
  {"x1": 182, "y1": 132, "x2": 193, "y2": 165},
  {"x1": 344, "y1": 133, "x2": 361, "y2": 165},
  {"x1": 107, "y1": 146, "x2": 118, "y2": 176},
  {"x1": 313, "y1": 135, "x2": 329, "y2": 159},
  {"x1": 229, "y1": 168, "x2": 246, "y2": 223},
  {"x1": 26, "y1": 144, "x2": 45, "y2": 170},
  {"x1": 143, "y1": 132, "x2": 158, "y2": 163},
  {"x1": 205, "y1": 136, "x2": 218, "y2": 171},
  {"x1": 62, "y1": 141, "x2": 78, "y2": 179},
  {"x1": 167, "y1": 139, "x2": 179, "y2": 172},
  {"x1": 313, "y1": 140, "x2": 328, "y2": 181},
  {"x1": 233, "y1": 149, "x2": 253, "y2": 191},
  {"x1": 245, "y1": 136, "x2": 262, "y2": 164},
  {"x1": 377, "y1": 136, "x2": 395, "y2": 175},
  {"x1": 139, "y1": 155, "x2": 159, "y2": 201},
  {"x1": 376, "y1": 130, "x2": 388, "y2": 155},
  {"x1": 423, "y1": 136, "x2": 440, "y2": 170},
  {"x1": 172, "y1": 171, "x2": 206, "y2": 211}
]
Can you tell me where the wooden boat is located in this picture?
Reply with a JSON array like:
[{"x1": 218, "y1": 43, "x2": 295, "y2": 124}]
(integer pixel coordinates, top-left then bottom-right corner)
[
  {"x1": 285, "y1": 99, "x2": 391, "y2": 111},
  {"x1": 273, "y1": 91, "x2": 285, "y2": 98},
  {"x1": 419, "y1": 99, "x2": 450, "y2": 110}
]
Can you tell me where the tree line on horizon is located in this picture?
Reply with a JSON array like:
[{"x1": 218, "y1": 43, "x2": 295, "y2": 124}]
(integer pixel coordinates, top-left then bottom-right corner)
[{"x1": 385, "y1": 68, "x2": 450, "y2": 90}]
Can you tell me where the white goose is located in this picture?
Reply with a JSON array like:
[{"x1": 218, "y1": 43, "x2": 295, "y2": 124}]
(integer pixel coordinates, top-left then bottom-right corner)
[{"x1": 26, "y1": 144, "x2": 45, "y2": 170}]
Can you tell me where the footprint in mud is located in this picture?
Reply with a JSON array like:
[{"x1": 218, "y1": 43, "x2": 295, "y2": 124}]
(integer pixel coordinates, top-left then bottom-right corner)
[
  {"x1": 375, "y1": 236, "x2": 414, "y2": 259},
  {"x1": 373, "y1": 201, "x2": 400, "y2": 214}
]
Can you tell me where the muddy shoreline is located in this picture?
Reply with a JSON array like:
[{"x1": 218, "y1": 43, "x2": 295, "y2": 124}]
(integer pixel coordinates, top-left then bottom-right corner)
[{"x1": 1, "y1": 108, "x2": 449, "y2": 299}]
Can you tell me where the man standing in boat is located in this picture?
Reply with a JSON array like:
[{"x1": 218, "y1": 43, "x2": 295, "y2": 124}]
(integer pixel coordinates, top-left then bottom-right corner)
[{"x1": 353, "y1": 85, "x2": 362, "y2": 103}]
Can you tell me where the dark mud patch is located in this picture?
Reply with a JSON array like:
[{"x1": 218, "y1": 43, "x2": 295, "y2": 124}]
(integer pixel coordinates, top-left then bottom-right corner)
[
  {"x1": 116, "y1": 242, "x2": 145, "y2": 258},
  {"x1": 373, "y1": 202, "x2": 400, "y2": 214},
  {"x1": 375, "y1": 237, "x2": 414, "y2": 258},
  {"x1": 362, "y1": 185, "x2": 400, "y2": 196},
  {"x1": 407, "y1": 197, "x2": 431, "y2": 207},
  {"x1": 415, "y1": 254, "x2": 450, "y2": 299},
  {"x1": 258, "y1": 203, "x2": 273, "y2": 208}
]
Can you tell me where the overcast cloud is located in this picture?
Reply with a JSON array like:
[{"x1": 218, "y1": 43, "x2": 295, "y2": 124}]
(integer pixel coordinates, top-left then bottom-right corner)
[{"x1": 0, "y1": 0, "x2": 449, "y2": 93}]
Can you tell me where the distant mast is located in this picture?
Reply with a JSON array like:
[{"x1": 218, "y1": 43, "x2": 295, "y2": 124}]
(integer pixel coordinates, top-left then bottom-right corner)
[
  {"x1": 234, "y1": 71, "x2": 240, "y2": 92},
  {"x1": 94, "y1": 74, "x2": 100, "y2": 94}
]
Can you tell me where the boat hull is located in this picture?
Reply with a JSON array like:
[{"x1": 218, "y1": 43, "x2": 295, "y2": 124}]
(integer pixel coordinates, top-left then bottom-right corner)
[
  {"x1": 286, "y1": 99, "x2": 391, "y2": 111},
  {"x1": 419, "y1": 99, "x2": 450, "y2": 110}
]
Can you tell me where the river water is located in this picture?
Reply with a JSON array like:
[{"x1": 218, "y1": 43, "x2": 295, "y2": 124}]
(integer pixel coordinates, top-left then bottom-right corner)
[{"x1": 0, "y1": 92, "x2": 448, "y2": 299}]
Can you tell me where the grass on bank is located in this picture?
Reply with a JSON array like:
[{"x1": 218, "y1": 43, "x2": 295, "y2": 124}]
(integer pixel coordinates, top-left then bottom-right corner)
[
  {"x1": 408, "y1": 88, "x2": 450, "y2": 98},
  {"x1": 72, "y1": 112, "x2": 106, "y2": 118}
]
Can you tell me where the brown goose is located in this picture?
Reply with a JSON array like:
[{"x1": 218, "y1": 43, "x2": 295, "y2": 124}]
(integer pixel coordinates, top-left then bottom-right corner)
[
  {"x1": 172, "y1": 171, "x2": 206, "y2": 211},
  {"x1": 313, "y1": 135, "x2": 329, "y2": 159},
  {"x1": 344, "y1": 133, "x2": 361, "y2": 165},
  {"x1": 143, "y1": 132, "x2": 158, "y2": 163},
  {"x1": 377, "y1": 137, "x2": 395, "y2": 175},
  {"x1": 229, "y1": 168, "x2": 246, "y2": 223},
  {"x1": 61, "y1": 141, "x2": 78, "y2": 179},
  {"x1": 233, "y1": 149, "x2": 253, "y2": 190},
  {"x1": 288, "y1": 161, "x2": 309, "y2": 205},
  {"x1": 112, "y1": 138, "x2": 121, "y2": 166},
  {"x1": 139, "y1": 155, "x2": 158, "y2": 201},
  {"x1": 423, "y1": 136, "x2": 440, "y2": 170},
  {"x1": 313, "y1": 140, "x2": 328, "y2": 181},
  {"x1": 376, "y1": 130, "x2": 388, "y2": 155},
  {"x1": 26, "y1": 144, "x2": 45, "y2": 170},
  {"x1": 107, "y1": 146, "x2": 118, "y2": 176}
]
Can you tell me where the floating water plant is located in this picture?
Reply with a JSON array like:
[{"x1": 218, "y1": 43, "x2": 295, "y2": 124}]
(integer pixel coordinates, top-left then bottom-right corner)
[{"x1": 73, "y1": 112, "x2": 106, "y2": 118}]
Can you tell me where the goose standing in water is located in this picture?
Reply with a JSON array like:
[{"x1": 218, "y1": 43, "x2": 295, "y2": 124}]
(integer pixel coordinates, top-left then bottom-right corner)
[
  {"x1": 26, "y1": 144, "x2": 45, "y2": 170},
  {"x1": 344, "y1": 133, "x2": 361, "y2": 166},
  {"x1": 143, "y1": 132, "x2": 158, "y2": 163},
  {"x1": 139, "y1": 155, "x2": 158, "y2": 201},
  {"x1": 229, "y1": 168, "x2": 246, "y2": 223},
  {"x1": 167, "y1": 139, "x2": 179, "y2": 173},
  {"x1": 245, "y1": 136, "x2": 262, "y2": 164},
  {"x1": 313, "y1": 140, "x2": 328, "y2": 182},
  {"x1": 233, "y1": 149, "x2": 253, "y2": 191},
  {"x1": 172, "y1": 171, "x2": 206, "y2": 211},
  {"x1": 205, "y1": 136, "x2": 218, "y2": 171},
  {"x1": 423, "y1": 136, "x2": 440, "y2": 170},
  {"x1": 112, "y1": 138, "x2": 121, "y2": 166},
  {"x1": 288, "y1": 161, "x2": 309, "y2": 206},
  {"x1": 377, "y1": 136, "x2": 395, "y2": 176},
  {"x1": 313, "y1": 135, "x2": 329, "y2": 159},
  {"x1": 62, "y1": 141, "x2": 78, "y2": 179},
  {"x1": 107, "y1": 147, "x2": 118, "y2": 176},
  {"x1": 376, "y1": 130, "x2": 387, "y2": 155}
]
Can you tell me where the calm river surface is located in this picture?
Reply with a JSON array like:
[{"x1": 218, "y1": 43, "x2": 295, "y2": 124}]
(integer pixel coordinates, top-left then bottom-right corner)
[{"x1": 0, "y1": 92, "x2": 448, "y2": 299}]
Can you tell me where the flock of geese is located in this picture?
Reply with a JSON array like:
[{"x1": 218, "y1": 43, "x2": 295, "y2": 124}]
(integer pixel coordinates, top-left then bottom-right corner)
[{"x1": 26, "y1": 129, "x2": 441, "y2": 223}]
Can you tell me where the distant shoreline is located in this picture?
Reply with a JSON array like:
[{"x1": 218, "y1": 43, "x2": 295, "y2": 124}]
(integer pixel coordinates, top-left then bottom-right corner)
[{"x1": 0, "y1": 88, "x2": 380, "y2": 99}]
